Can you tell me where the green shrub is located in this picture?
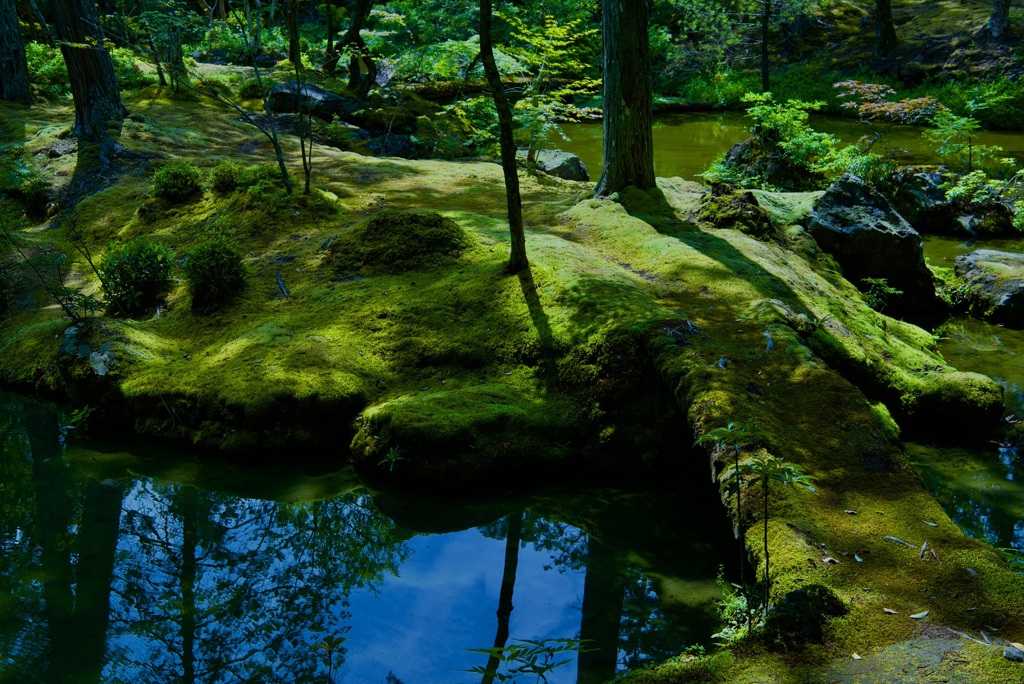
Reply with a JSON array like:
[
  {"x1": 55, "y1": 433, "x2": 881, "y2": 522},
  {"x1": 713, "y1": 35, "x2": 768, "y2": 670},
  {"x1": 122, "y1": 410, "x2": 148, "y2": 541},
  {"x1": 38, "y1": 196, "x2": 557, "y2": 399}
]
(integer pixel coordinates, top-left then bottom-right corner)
[
  {"x1": 110, "y1": 46, "x2": 155, "y2": 89},
  {"x1": 238, "y1": 164, "x2": 288, "y2": 204},
  {"x1": 209, "y1": 160, "x2": 243, "y2": 193},
  {"x1": 237, "y1": 77, "x2": 274, "y2": 100},
  {"x1": 24, "y1": 42, "x2": 69, "y2": 96},
  {"x1": 326, "y1": 210, "x2": 467, "y2": 275},
  {"x1": 182, "y1": 237, "x2": 247, "y2": 313},
  {"x1": 153, "y1": 161, "x2": 202, "y2": 201},
  {"x1": 100, "y1": 240, "x2": 174, "y2": 315}
]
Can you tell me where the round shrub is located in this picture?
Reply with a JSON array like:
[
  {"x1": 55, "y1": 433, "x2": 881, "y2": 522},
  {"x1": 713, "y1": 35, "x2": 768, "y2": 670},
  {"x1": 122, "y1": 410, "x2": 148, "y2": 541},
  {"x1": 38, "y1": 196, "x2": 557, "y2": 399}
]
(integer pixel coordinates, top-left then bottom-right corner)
[
  {"x1": 325, "y1": 210, "x2": 467, "y2": 275},
  {"x1": 209, "y1": 160, "x2": 243, "y2": 193},
  {"x1": 237, "y1": 77, "x2": 274, "y2": 99},
  {"x1": 182, "y1": 237, "x2": 247, "y2": 313},
  {"x1": 153, "y1": 161, "x2": 202, "y2": 201},
  {"x1": 100, "y1": 240, "x2": 174, "y2": 316}
]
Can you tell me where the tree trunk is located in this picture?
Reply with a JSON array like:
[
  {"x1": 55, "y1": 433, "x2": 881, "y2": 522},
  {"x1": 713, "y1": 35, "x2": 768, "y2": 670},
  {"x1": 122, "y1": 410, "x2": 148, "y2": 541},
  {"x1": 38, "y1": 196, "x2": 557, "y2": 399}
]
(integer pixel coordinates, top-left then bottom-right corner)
[
  {"x1": 595, "y1": 0, "x2": 655, "y2": 196},
  {"x1": 876, "y1": 0, "x2": 898, "y2": 57},
  {"x1": 760, "y1": 0, "x2": 771, "y2": 92},
  {"x1": 480, "y1": 0, "x2": 528, "y2": 274},
  {"x1": 0, "y1": 0, "x2": 33, "y2": 103},
  {"x1": 53, "y1": 0, "x2": 127, "y2": 142},
  {"x1": 989, "y1": 0, "x2": 1011, "y2": 38},
  {"x1": 342, "y1": 0, "x2": 375, "y2": 96},
  {"x1": 285, "y1": 0, "x2": 301, "y2": 65}
]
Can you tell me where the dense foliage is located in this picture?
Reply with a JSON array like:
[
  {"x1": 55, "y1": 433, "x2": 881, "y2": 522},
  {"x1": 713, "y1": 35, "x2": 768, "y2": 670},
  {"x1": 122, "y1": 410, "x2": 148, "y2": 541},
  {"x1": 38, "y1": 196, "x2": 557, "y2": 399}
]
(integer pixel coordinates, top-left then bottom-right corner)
[
  {"x1": 100, "y1": 240, "x2": 175, "y2": 316},
  {"x1": 182, "y1": 237, "x2": 248, "y2": 313}
]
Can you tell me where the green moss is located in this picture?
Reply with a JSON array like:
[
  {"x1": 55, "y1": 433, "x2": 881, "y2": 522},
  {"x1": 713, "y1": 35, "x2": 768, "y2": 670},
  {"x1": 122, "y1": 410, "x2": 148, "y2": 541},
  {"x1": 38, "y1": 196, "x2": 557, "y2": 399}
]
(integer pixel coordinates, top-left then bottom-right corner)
[{"x1": 325, "y1": 210, "x2": 468, "y2": 275}]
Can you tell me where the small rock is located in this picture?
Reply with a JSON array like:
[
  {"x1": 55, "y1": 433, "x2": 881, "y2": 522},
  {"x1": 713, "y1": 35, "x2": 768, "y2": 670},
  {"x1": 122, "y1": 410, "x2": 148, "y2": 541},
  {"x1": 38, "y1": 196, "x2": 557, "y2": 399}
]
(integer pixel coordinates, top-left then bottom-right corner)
[{"x1": 1004, "y1": 646, "x2": 1024, "y2": 662}]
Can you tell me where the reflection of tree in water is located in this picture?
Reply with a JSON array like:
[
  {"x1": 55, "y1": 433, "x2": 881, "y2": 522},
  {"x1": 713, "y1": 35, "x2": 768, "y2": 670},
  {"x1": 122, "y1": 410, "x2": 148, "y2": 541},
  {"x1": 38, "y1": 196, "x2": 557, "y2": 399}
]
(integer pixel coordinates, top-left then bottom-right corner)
[
  {"x1": 105, "y1": 482, "x2": 411, "y2": 683},
  {"x1": 0, "y1": 398, "x2": 46, "y2": 681}
]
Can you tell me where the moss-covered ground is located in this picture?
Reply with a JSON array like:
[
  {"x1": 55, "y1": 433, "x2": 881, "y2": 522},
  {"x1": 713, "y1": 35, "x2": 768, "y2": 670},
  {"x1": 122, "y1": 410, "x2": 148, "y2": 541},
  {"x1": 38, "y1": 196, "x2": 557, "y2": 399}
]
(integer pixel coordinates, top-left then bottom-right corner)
[{"x1": 2, "y1": 85, "x2": 1023, "y2": 681}]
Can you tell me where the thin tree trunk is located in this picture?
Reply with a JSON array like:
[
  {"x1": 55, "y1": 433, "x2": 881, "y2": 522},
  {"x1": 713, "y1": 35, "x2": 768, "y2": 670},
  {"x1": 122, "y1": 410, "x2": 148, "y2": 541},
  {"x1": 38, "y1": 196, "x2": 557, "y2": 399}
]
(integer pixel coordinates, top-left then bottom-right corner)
[
  {"x1": 480, "y1": 513, "x2": 523, "y2": 684},
  {"x1": 876, "y1": 0, "x2": 898, "y2": 57},
  {"x1": 480, "y1": 0, "x2": 527, "y2": 273},
  {"x1": 989, "y1": 0, "x2": 1011, "y2": 38},
  {"x1": 53, "y1": 0, "x2": 127, "y2": 142},
  {"x1": 1, "y1": 0, "x2": 33, "y2": 103},
  {"x1": 595, "y1": 0, "x2": 655, "y2": 196},
  {"x1": 760, "y1": 0, "x2": 771, "y2": 92}
]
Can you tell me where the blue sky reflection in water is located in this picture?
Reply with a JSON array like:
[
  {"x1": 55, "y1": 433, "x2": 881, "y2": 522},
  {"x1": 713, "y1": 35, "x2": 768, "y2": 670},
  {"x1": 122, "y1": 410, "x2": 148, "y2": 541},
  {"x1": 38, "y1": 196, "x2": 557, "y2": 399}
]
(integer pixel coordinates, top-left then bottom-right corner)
[{"x1": 0, "y1": 394, "x2": 730, "y2": 684}]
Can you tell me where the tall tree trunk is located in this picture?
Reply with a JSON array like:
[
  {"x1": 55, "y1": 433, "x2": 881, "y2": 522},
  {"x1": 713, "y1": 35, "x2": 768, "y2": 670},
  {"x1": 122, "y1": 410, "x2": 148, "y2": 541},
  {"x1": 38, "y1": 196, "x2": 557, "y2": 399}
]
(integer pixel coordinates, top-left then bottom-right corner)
[
  {"x1": 342, "y1": 0, "x2": 375, "y2": 97},
  {"x1": 595, "y1": 0, "x2": 655, "y2": 196},
  {"x1": 480, "y1": 512, "x2": 524, "y2": 684},
  {"x1": 0, "y1": 0, "x2": 33, "y2": 103},
  {"x1": 989, "y1": 0, "x2": 1011, "y2": 38},
  {"x1": 53, "y1": 0, "x2": 127, "y2": 141},
  {"x1": 285, "y1": 0, "x2": 301, "y2": 65},
  {"x1": 480, "y1": 0, "x2": 528, "y2": 274},
  {"x1": 875, "y1": 0, "x2": 898, "y2": 57},
  {"x1": 577, "y1": 536, "x2": 626, "y2": 684},
  {"x1": 760, "y1": 0, "x2": 771, "y2": 92}
]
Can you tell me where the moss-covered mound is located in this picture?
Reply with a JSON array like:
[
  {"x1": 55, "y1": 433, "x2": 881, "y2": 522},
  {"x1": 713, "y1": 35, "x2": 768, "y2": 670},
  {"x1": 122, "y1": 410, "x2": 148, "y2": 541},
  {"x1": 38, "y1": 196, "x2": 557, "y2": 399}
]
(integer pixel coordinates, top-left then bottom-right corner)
[{"x1": 325, "y1": 210, "x2": 467, "y2": 276}]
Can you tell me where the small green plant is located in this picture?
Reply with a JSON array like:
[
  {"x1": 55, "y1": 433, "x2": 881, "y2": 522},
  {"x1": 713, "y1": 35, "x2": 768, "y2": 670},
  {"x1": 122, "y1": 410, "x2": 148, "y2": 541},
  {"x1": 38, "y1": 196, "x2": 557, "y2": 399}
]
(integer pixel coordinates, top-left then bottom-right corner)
[
  {"x1": 696, "y1": 421, "x2": 751, "y2": 617},
  {"x1": 100, "y1": 240, "x2": 174, "y2": 315},
  {"x1": 923, "y1": 110, "x2": 1008, "y2": 174},
  {"x1": 209, "y1": 160, "x2": 243, "y2": 193},
  {"x1": 861, "y1": 277, "x2": 903, "y2": 312},
  {"x1": 152, "y1": 161, "x2": 202, "y2": 201},
  {"x1": 467, "y1": 638, "x2": 591, "y2": 682},
  {"x1": 181, "y1": 237, "x2": 247, "y2": 313},
  {"x1": 712, "y1": 567, "x2": 755, "y2": 642},
  {"x1": 726, "y1": 454, "x2": 817, "y2": 618},
  {"x1": 378, "y1": 445, "x2": 404, "y2": 472},
  {"x1": 313, "y1": 634, "x2": 346, "y2": 683}
]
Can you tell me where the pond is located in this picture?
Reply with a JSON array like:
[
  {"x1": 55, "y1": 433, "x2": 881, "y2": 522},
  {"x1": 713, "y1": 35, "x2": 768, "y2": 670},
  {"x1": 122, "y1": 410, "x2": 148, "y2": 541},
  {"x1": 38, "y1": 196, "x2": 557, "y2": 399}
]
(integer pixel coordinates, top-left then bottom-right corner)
[
  {"x1": 0, "y1": 393, "x2": 737, "y2": 684},
  {"x1": 908, "y1": 239, "x2": 1024, "y2": 560},
  {"x1": 557, "y1": 112, "x2": 1024, "y2": 182}
]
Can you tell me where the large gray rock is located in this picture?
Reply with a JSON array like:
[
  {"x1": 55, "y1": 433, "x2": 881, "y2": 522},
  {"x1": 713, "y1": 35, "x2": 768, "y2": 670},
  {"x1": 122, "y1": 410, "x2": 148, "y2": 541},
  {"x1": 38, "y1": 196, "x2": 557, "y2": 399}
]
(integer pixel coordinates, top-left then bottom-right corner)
[
  {"x1": 954, "y1": 249, "x2": 1024, "y2": 327},
  {"x1": 807, "y1": 172, "x2": 939, "y2": 318},
  {"x1": 267, "y1": 81, "x2": 359, "y2": 122},
  {"x1": 518, "y1": 149, "x2": 590, "y2": 182}
]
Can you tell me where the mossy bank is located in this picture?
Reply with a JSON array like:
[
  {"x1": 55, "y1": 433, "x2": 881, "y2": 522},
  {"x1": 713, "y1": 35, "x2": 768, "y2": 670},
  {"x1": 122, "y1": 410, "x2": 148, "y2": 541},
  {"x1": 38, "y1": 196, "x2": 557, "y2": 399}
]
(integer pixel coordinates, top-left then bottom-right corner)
[{"x1": 2, "y1": 90, "x2": 1023, "y2": 681}]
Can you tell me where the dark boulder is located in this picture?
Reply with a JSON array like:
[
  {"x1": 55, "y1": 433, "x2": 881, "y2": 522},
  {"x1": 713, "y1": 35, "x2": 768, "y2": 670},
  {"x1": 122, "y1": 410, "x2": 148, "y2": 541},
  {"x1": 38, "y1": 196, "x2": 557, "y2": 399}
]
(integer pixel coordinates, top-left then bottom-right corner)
[
  {"x1": 807, "y1": 173, "x2": 940, "y2": 319},
  {"x1": 954, "y1": 249, "x2": 1024, "y2": 327},
  {"x1": 518, "y1": 149, "x2": 590, "y2": 182},
  {"x1": 366, "y1": 134, "x2": 418, "y2": 159},
  {"x1": 266, "y1": 81, "x2": 359, "y2": 122},
  {"x1": 891, "y1": 166, "x2": 1015, "y2": 236}
]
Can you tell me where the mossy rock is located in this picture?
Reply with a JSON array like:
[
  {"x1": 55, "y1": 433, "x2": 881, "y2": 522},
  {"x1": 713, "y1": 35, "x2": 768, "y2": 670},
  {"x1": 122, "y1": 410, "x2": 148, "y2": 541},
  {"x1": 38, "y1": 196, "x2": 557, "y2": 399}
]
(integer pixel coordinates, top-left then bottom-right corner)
[
  {"x1": 325, "y1": 210, "x2": 468, "y2": 276},
  {"x1": 699, "y1": 189, "x2": 780, "y2": 240}
]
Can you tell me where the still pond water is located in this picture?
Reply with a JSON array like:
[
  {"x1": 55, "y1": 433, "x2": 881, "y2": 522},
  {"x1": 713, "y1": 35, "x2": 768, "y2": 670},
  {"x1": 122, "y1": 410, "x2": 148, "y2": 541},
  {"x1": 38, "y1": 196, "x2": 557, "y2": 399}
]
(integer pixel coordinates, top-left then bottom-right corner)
[
  {"x1": 0, "y1": 394, "x2": 736, "y2": 684},
  {"x1": 558, "y1": 111, "x2": 1024, "y2": 182}
]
